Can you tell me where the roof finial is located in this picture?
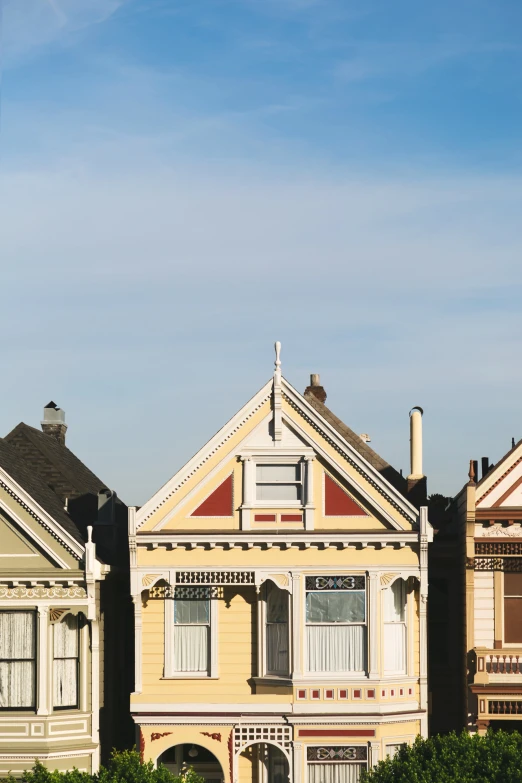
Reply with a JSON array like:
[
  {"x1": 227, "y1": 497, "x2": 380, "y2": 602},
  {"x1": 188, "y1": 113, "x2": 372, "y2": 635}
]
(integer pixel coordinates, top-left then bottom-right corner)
[
  {"x1": 273, "y1": 341, "x2": 282, "y2": 441},
  {"x1": 274, "y1": 341, "x2": 281, "y2": 380},
  {"x1": 468, "y1": 459, "x2": 476, "y2": 485}
]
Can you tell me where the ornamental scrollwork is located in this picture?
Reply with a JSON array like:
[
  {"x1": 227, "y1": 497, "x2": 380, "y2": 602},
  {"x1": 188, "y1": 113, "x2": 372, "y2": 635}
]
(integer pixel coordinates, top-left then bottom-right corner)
[
  {"x1": 0, "y1": 584, "x2": 87, "y2": 599},
  {"x1": 307, "y1": 746, "x2": 367, "y2": 762},
  {"x1": 305, "y1": 576, "x2": 365, "y2": 591}
]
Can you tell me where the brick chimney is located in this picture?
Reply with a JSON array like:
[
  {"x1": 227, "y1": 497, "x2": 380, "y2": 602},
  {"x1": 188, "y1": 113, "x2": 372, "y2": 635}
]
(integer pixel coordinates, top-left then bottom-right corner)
[
  {"x1": 304, "y1": 373, "x2": 327, "y2": 403},
  {"x1": 41, "y1": 401, "x2": 67, "y2": 446}
]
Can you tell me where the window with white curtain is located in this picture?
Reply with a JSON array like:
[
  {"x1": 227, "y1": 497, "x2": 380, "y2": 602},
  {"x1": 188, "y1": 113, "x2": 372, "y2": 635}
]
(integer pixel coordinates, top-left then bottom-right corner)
[
  {"x1": 385, "y1": 743, "x2": 406, "y2": 758},
  {"x1": 256, "y1": 463, "x2": 302, "y2": 502},
  {"x1": 53, "y1": 614, "x2": 79, "y2": 709},
  {"x1": 306, "y1": 576, "x2": 366, "y2": 673},
  {"x1": 307, "y1": 746, "x2": 367, "y2": 783},
  {"x1": 265, "y1": 582, "x2": 289, "y2": 676},
  {"x1": 173, "y1": 587, "x2": 210, "y2": 673},
  {"x1": 383, "y1": 579, "x2": 407, "y2": 674},
  {"x1": 0, "y1": 611, "x2": 36, "y2": 710}
]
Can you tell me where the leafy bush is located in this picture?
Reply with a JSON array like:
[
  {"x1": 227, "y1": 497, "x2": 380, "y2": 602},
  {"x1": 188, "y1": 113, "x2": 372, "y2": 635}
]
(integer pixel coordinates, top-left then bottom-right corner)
[
  {"x1": 5, "y1": 750, "x2": 204, "y2": 783},
  {"x1": 361, "y1": 730, "x2": 522, "y2": 783}
]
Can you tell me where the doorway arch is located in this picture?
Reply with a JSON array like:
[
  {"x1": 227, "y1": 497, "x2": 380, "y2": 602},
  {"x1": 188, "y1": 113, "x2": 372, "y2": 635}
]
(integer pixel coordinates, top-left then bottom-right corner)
[{"x1": 158, "y1": 743, "x2": 225, "y2": 783}]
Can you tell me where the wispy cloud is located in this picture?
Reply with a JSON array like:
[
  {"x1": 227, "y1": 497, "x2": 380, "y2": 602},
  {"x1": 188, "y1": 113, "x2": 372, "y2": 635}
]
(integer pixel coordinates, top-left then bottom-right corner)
[{"x1": 2, "y1": 0, "x2": 128, "y2": 65}]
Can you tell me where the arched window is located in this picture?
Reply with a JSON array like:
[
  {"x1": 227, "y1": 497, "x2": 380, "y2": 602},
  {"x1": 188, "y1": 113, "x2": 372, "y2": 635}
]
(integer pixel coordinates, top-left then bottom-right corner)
[{"x1": 383, "y1": 579, "x2": 407, "y2": 674}]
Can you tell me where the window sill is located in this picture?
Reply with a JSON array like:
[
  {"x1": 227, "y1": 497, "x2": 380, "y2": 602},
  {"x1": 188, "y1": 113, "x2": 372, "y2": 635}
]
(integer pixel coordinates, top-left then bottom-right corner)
[
  {"x1": 161, "y1": 674, "x2": 219, "y2": 680},
  {"x1": 294, "y1": 673, "x2": 368, "y2": 682},
  {"x1": 252, "y1": 676, "x2": 293, "y2": 687}
]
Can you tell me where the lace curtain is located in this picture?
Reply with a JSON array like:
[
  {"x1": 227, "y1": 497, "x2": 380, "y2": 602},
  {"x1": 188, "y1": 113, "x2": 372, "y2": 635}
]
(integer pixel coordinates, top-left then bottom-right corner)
[
  {"x1": 383, "y1": 579, "x2": 407, "y2": 673},
  {"x1": 174, "y1": 597, "x2": 209, "y2": 672},
  {"x1": 0, "y1": 611, "x2": 36, "y2": 708},
  {"x1": 308, "y1": 764, "x2": 364, "y2": 782},
  {"x1": 53, "y1": 614, "x2": 79, "y2": 708},
  {"x1": 306, "y1": 591, "x2": 366, "y2": 673}
]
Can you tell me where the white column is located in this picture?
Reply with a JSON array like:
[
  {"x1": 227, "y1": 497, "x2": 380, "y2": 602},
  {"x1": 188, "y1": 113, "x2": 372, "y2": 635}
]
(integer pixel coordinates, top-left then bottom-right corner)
[
  {"x1": 241, "y1": 456, "x2": 253, "y2": 529},
  {"x1": 257, "y1": 587, "x2": 266, "y2": 677},
  {"x1": 368, "y1": 573, "x2": 379, "y2": 679},
  {"x1": 292, "y1": 742, "x2": 304, "y2": 783},
  {"x1": 37, "y1": 606, "x2": 49, "y2": 715},
  {"x1": 419, "y1": 506, "x2": 429, "y2": 737},
  {"x1": 133, "y1": 596, "x2": 143, "y2": 693},
  {"x1": 291, "y1": 573, "x2": 303, "y2": 677},
  {"x1": 304, "y1": 456, "x2": 315, "y2": 530},
  {"x1": 91, "y1": 618, "x2": 101, "y2": 770},
  {"x1": 370, "y1": 742, "x2": 381, "y2": 768}
]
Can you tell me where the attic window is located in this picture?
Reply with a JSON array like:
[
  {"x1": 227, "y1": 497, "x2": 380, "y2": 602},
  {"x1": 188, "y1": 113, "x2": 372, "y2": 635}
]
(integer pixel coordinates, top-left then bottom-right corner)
[{"x1": 256, "y1": 463, "x2": 302, "y2": 502}]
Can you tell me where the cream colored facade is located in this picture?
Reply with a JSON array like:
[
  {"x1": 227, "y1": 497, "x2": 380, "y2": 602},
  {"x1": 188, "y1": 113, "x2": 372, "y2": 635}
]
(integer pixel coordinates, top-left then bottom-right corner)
[
  {"x1": 130, "y1": 354, "x2": 431, "y2": 782},
  {"x1": 0, "y1": 469, "x2": 106, "y2": 774}
]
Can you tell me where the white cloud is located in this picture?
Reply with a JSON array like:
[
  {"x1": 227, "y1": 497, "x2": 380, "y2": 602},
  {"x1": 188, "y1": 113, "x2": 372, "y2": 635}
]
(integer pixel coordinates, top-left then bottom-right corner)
[{"x1": 2, "y1": 0, "x2": 127, "y2": 64}]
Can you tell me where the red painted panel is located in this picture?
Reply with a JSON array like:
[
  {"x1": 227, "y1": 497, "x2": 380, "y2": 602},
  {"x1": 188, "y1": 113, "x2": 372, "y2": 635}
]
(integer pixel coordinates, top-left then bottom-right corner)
[
  {"x1": 325, "y1": 689, "x2": 334, "y2": 699},
  {"x1": 353, "y1": 689, "x2": 362, "y2": 699},
  {"x1": 191, "y1": 475, "x2": 233, "y2": 517},
  {"x1": 281, "y1": 514, "x2": 302, "y2": 522},
  {"x1": 311, "y1": 689, "x2": 321, "y2": 699},
  {"x1": 325, "y1": 474, "x2": 368, "y2": 516},
  {"x1": 298, "y1": 729, "x2": 375, "y2": 738},
  {"x1": 367, "y1": 689, "x2": 375, "y2": 699},
  {"x1": 254, "y1": 514, "x2": 276, "y2": 522},
  {"x1": 339, "y1": 689, "x2": 348, "y2": 699}
]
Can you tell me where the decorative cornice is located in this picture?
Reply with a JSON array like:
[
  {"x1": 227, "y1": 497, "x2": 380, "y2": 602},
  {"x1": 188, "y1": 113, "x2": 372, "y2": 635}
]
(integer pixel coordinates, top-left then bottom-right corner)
[
  {"x1": 0, "y1": 480, "x2": 81, "y2": 560},
  {"x1": 282, "y1": 393, "x2": 414, "y2": 525},
  {"x1": 137, "y1": 384, "x2": 272, "y2": 529},
  {"x1": 0, "y1": 584, "x2": 87, "y2": 599},
  {"x1": 136, "y1": 532, "x2": 416, "y2": 550}
]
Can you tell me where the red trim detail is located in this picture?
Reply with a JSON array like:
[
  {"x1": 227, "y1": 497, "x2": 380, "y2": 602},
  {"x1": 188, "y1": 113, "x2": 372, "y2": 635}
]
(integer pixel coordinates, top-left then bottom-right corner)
[
  {"x1": 353, "y1": 689, "x2": 362, "y2": 699},
  {"x1": 254, "y1": 514, "x2": 276, "y2": 522},
  {"x1": 325, "y1": 689, "x2": 334, "y2": 699},
  {"x1": 299, "y1": 729, "x2": 375, "y2": 737},
  {"x1": 297, "y1": 689, "x2": 307, "y2": 699},
  {"x1": 311, "y1": 689, "x2": 321, "y2": 699},
  {"x1": 367, "y1": 689, "x2": 375, "y2": 699},
  {"x1": 191, "y1": 475, "x2": 233, "y2": 517},
  {"x1": 281, "y1": 514, "x2": 302, "y2": 522},
  {"x1": 339, "y1": 689, "x2": 348, "y2": 699},
  {"x1": 325, "y1": 474, "x2": 368, "y2": 516},
  {"x1": 139, "y1": 728, "x2": 145, "y2": 762}
]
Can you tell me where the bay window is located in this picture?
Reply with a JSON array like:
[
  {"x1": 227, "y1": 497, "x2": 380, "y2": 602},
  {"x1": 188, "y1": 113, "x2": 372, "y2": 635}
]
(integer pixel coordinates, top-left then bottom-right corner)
[
  {"x1": 173, "y1": 587, "x2": 210, "y2": 673},
  {"x1": 306, "y1": 576, "x2": 366, "y2": 673},
  {"x1": 53, "y1": 614, "x2": 79, "y2": 709},
  {"x1": 265, "y1": 582, "x2": 289, "y2": 676},
  {"x1": 0, "y1": 610, "x2": 36, "y2": 710},
  {"x1": 383, "y1": 579, "x2": 407, "y2": 673}
]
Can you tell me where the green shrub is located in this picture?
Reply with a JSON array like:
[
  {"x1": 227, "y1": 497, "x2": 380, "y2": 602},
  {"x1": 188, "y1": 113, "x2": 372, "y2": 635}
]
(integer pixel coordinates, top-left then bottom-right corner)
[
  {"x1": 5, "y1": 750, "x2": 204, "y2": 783},
  {"x1": 361, "y1": 730, "x2": 522, "y2": 783}
]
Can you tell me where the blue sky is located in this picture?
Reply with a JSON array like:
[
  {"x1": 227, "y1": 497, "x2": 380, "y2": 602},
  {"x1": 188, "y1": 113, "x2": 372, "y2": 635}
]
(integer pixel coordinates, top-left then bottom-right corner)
[{"x1": 1, "y1": 0, "x2": 521, "y2": 505}]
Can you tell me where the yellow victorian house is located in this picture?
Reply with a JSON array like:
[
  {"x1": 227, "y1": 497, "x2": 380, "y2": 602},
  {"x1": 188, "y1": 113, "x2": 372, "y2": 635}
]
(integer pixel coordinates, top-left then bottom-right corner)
[{"x1": 130, "y1": 346, "x2": 432, "y2": 783}]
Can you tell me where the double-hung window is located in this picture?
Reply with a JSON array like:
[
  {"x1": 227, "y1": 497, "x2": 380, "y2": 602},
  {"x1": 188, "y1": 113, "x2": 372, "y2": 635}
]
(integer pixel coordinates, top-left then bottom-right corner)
[
  {"x1": 256, "y1": 463, "x2": 302, "y2": 503},
  {"x1": 265, "y1": 582, "x2": 289, "y2": 676},
  {"x1": 306, "y1": 576, "x2": 366, "y2": 673},
  {"x1": 383, "y1": 579, "x2": 407, "y2": 673},
  {"x1": 0, "y1": 610, "x2": 36, "y2": 710},
  {"x1": 173, "y1": 587, "x2": 210, "y2": 673},
  {"x1": 53, "y1": 614, "x2": 80, "y2": 709}
]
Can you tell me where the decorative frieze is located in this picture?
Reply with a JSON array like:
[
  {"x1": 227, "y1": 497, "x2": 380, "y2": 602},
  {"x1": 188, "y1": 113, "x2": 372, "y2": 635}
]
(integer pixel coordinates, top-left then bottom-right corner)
[
  {"x1": 475, "y1": 541, "x2": 522, "y2": 556},
  {"x1": 0, "y1": 584, "x2": 87, "y2": 599},
  {"x1": 305, "y1": 576, "x2": 365, "y2": 591},
  {"x1": 469, "y1": 557, "x2": 522, "y2": 572},
  {"x1": 307, "y1": 746, "x2": 368, "y2": 762},
  {"x1": 176, "y1": 571, "x2": 255, "y2": 585}
]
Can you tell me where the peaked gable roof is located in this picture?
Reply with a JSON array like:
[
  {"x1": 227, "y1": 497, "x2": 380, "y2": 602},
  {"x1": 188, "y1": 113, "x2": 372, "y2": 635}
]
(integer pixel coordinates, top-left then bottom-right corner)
[
  {"x1": 303, "y1": 391, "x2": 407, "y2": 494},
  {"x1": 0, "y1": 437, "x2": 85, "y2": 548},
  {"x1": 5, "y1": 422, "x2": 107, "y2": 502},
  {"x1": 476, "y1": 437, "x2": 522, "y2": 507},
  {"x1": 136, "y1": 375, "x2": 418, "y2": 530}
]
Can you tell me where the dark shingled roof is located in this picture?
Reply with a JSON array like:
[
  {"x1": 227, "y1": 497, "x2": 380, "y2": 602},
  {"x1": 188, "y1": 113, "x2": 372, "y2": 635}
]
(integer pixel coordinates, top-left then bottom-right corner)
[
  {"x1": 0, "y1": 437, "x2": 84, "y2": 546},
  {"x1": 303, "y1": 390, "x2": 408, "y2": 495}
]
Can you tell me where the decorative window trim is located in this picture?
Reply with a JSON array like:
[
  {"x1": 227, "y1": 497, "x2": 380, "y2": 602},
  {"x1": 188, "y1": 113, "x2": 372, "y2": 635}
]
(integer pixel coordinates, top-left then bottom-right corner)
[
  {"x1": 163, "y1": 588, "x2": 218, "y2": 679},
  {"x1": 306, "y1": 745, "x2": 368, "y2": 762}
]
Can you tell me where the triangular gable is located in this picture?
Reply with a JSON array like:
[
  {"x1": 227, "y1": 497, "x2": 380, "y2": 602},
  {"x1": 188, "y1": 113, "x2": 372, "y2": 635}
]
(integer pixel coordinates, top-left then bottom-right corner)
[
  {"x1": 190, "y1": 475, "x2": 234, "y2": 517},
  {"x1": 0, "y1": 467, "x2": 84, "y2": 565},
  {"x1": 477, "y1": 442, "x2": 522, "y2": 509},
  {"x1": 140, "y1": 374, "x2": 418, "y2": 533},
  {"x1": 324, "y1": 473, "x2": 368, "y2": 517}
]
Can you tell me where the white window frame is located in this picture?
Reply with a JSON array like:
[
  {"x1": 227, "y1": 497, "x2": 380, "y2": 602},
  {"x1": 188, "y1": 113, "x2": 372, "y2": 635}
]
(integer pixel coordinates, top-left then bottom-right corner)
[
  {"x1": 0, "y1": 609, "x2": 37, "y2": 711},
  {"x1": 240, "y1": 450, "x2": 315, "y2": 529},
  {"x1": 257, "y1": 582, "x2": 292, "y2": 681},
  {"x1": 306, "y1": 745, "x2": 368, "y2": 782},
  {"x1": 383, "y1": 578, "x2": 408, "y2": 676},
  {"x1": 163, "y1": 587, "x2": 219, "y2": 679},
  {"x1": 305, "y1": 576, "x2": 367, "y2": 678},
  {"x1": 52, "y1": 613, "x2": 80, "y2": 711}
]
